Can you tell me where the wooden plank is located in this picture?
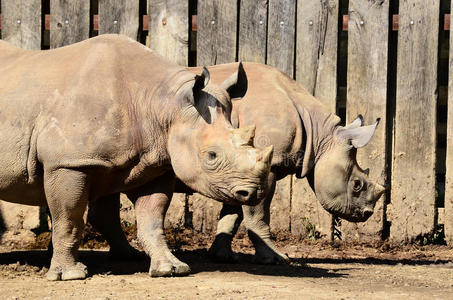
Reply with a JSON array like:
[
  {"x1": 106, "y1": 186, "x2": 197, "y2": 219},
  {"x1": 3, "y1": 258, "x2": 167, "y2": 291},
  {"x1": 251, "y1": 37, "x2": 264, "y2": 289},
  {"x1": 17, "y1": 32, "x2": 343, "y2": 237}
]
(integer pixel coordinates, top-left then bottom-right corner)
[
  {"x1": 266, "y1": 0, "x2": 296, "y2": 233},
  {"x1": 197, "y1": 0, "x2": 237, "y2": 66},
  {"x1": 445, "y1": 9, "x2": 453, "y2": 245},
  {"x1": 296, "y1": 0, "x2": 338, "y2": 112},
  {"x1": 343, "y1": 0, "x2": 389, "y2": 241},
  {"x1": 390, "y1": 0, "x2": 439, "y2": 242},
  {"x1": 50, "y1": 0, "x2": 90, "y2": 48},
  {"x1": 149, "y1": 0, "x2": 188, "y2": 66},
  {"x1": 188, "y1": 194, "x2": 222, "y2": 233},
  {"x1": 0, "y1": 0, "x2": 41, "y2": 49},
  {"x1": 238, "y1": 0, "x2": 268, "y2": 63},
  {"x1": 291, "y1": 0, "x2": 339, "y2": 239},
  {"x1": 266, "y1": 0, "x2": 296, "y2": 76},
  {"x1": 99, "y1": 0, "x2": 139, "y2": 39},
  {"x1": 270, "y1": 177, "x2": 292, "y2": 233}
]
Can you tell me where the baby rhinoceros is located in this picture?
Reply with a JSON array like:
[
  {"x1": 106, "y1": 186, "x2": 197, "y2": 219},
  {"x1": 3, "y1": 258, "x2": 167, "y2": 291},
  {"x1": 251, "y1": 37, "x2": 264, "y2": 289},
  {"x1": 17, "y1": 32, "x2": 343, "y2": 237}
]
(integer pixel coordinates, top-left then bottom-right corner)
[
  {"x1": 187, "y1": 63, "x2": 386, "y2": 264},
  {"x1": 0, "y1": 35, "x2": 272, "y2": 280}
]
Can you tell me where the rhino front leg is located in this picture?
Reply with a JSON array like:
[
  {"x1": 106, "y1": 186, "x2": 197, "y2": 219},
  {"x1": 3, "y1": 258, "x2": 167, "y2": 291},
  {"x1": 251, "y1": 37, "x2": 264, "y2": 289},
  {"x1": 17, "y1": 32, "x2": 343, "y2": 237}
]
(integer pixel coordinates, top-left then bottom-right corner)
[
  {"x1": 130, "y1": 174, "x2": 190, "y2": 277},
  {"x1": 244, "y1": 172, "x2": 289, "y2": 264},
  {"x1": 45, "y1": 169, "x2": 89, "y2": 281},
  {"x1": 208, "y1": 204, "x2": 243, "y2": 263},
  {"x1": 87, "y1": 193, "x2": 141, "y2": 260}
]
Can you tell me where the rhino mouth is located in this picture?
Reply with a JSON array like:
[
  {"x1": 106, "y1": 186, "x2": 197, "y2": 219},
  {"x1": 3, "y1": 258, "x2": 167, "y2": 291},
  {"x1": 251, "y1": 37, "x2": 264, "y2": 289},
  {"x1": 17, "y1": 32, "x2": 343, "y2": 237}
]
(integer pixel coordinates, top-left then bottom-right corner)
[{"x1": 334, "y1": 208, "x2": 374, "y2": 223}]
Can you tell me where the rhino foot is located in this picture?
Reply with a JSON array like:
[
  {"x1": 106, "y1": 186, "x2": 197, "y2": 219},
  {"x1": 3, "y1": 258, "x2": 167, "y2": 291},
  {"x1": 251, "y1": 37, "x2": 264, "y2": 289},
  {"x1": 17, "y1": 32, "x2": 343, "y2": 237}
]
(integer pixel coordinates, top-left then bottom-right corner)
[
  {"x1": 253, "y1": 248, "x2": 289, "y2": 265},
  {"x1": 208, "y1": 234, "x2": 238, "y2": 263},
  {"x1": 248, "y1": 231, "x2": 289, "y2": 265},
  {"x1": 46, "y1": 262, "x2": 88, "y2": 281},
  {"x1": 149, "y1": 259, "x2": 190, "y2": 277}
]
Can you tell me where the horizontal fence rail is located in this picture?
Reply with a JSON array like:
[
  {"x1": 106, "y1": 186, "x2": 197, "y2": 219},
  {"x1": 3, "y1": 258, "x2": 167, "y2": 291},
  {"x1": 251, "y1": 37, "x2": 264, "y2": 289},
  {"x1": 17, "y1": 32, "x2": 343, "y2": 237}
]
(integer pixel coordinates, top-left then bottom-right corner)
[{"x1": 0, "y1": 0, "x2": 452, "y2": 245}]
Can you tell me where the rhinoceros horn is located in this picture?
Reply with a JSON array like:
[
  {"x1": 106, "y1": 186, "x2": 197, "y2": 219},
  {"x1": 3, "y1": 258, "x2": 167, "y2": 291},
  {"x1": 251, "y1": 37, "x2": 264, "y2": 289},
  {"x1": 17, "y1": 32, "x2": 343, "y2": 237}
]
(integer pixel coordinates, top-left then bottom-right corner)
[{"x1": 232, "y1": 125, "x2": 255, "y2": 147}]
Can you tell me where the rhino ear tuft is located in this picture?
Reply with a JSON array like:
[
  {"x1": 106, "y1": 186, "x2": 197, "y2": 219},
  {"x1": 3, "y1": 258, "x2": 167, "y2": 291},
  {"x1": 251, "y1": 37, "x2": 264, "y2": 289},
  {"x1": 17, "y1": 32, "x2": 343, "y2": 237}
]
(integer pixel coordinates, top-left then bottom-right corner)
[
  {"x1": 337, "y1": 119, "x2": 379, "y2": 148},
  {"x1": 343, "y1": 115, "x2": 364, "y2": 130},
  {"x1": 192, "y1": 67, "x2": 210, "y2": 96},
  {"x1": 220, "y1": 62, "x2": 248, "y2": 100}
]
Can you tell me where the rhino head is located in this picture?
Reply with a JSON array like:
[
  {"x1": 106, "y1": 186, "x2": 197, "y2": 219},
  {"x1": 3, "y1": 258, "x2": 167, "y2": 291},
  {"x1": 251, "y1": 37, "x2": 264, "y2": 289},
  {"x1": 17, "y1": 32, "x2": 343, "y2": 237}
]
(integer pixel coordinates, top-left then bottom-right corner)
[
  {"x1": 311, "y1": 116, "x2": 386, "y2": 222},
  {"x1": 168, "y1": 63, "x2": 273, "y2": 205}
]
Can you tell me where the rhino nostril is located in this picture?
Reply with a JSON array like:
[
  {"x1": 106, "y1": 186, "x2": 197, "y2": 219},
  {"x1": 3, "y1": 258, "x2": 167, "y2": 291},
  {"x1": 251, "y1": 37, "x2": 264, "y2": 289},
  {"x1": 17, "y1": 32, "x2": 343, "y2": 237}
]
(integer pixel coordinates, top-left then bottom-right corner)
[
  {"x1": 236, "y1": 190, "x2": 249, "y2": 197},
  {"x1": 363, "y1": 210, "x2": 373, "y2": 219},
  {"x1": 234, "y1": 188, "x2": 257, "y2": 202}
]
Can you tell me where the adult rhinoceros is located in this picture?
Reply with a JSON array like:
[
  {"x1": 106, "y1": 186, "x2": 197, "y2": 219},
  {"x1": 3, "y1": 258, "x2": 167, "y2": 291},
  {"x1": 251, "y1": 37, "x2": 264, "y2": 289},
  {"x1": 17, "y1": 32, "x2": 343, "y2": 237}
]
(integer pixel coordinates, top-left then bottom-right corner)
[
  {"x1": 0, "y1": 35, "x2": 273, "y2": 280},
  {"x1": 186, "y1": 62, "x2": 386, "y2": 264}
]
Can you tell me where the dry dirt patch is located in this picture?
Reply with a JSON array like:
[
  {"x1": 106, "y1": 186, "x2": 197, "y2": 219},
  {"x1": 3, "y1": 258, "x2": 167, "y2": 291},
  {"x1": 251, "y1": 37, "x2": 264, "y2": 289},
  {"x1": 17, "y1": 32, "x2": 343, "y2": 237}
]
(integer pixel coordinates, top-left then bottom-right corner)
[{"x1": 0, "y1": 227, "x2": 452, "y2": 299}]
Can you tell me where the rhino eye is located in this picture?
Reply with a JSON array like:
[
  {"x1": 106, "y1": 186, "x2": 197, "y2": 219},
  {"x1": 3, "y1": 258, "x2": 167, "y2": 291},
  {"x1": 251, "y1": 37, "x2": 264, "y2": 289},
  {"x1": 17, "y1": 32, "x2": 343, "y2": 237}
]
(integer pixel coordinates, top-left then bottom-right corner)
[
  {"x1": 208, "y1": 151, "x2": 217, "y2": 160},
  {"x1": 352, "y1": 179, "x2": 363, "y2": 192}
]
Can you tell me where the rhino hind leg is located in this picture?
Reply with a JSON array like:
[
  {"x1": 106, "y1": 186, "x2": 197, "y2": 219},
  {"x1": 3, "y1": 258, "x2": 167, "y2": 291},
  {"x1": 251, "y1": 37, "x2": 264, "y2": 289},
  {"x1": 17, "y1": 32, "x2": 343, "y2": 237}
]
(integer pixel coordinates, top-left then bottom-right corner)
[
  {"x1": 87, "y1": 193, "x2": 142, "y2": 260},
  {"x1": 44, "y1": 169, "x2": 89, "y2": 281},
  {"x1": 243, "y1": 173, "x2": 289, "y2": 265},
  {"x1": 208, "y1": 204, "x2": 243, "y2": 263},
  {"x1": 129, "y1": 173, "x2": 190, "y2": 277}
]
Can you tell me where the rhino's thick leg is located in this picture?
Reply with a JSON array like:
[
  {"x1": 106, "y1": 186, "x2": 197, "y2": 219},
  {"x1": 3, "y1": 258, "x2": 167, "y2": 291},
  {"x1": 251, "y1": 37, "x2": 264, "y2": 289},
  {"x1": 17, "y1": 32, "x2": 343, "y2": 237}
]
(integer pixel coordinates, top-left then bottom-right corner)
[
  {"x1": 244, "y1": 172, "x2": 289, "y2": 264},
  {"x1": 208, "y1": 204, "x2": 243, "y2": 263},
  {"x1": 87, "y1": 193, "x2": 141, "y2": 260},
  {"x1": 130, "y1": 173, "x2": 190, "y2": 277},
  {"x1": 44, "y1": 169, "x2": 89, "y2": 281}
]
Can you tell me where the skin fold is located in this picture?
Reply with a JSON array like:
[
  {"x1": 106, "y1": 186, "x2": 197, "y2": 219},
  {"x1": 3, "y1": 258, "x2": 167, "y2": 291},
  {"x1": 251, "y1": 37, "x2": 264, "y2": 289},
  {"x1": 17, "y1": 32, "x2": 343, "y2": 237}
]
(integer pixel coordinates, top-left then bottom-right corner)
[{"x1": 0, "y1": 36, "x2": 273, "y2": 280}]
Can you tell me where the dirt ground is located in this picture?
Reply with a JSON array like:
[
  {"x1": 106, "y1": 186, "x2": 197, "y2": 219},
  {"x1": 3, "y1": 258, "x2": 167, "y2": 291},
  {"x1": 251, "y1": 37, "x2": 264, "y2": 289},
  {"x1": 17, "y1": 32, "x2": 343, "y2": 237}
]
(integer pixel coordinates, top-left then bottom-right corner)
[{"x1": 0, "y1": 227, "x2": 452, "y2": 300}]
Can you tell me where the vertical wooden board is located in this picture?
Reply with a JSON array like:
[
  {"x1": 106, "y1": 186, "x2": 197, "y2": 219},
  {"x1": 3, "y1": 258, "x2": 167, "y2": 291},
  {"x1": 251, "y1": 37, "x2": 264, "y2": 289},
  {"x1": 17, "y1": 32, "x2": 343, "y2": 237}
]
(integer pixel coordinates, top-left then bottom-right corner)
[
  {"x1": 342, "y1": 0, "x2": 389, "y2": 240},
  {"x1": 164, "y1": 193, "x2": 186, "y2": 229},
  {"x1": 149, "y1": 0, "x2": 188, "y2": 66},
  {"x1": 0, "y1": 0, "x2": 42, "y2": 232},
  {"x1": 50, "y1": 0, "x2": 90, "y2": 48},
  {"x1": 99, "y1": 0, "x2": 139, "y2": 40},
  {"x1": 1, "y1": 0, "x2": 41, "y2": 49},
  {"x1": 119, "y1": 194, "x2": 136, "y2": 225},
  {"x1": 238, "y1": 0, "x2": 268, "y2": 63},
  {"x1": 267, "y1": 0, "x2": 296, "y2": 77},
  {"x1": 292, "y1": 0, "x2": 338, "y2": 239},
  {"x1": 197, "y1": 0, "x2": 237, "y2": 66},
  {"x1": 291, "y1": 178, "x2": 331, "y2": 238},
  {"x1": 445, "y1": 6, "x2": 453, "y2": 245},
  {"x1": 270, "y1": 177, "x2": 291, "y2": 233},
  {"x1": 390, "y1": 0, "x2": 439, "y2": 242},
  {"x1": 189, "y1": 194, "x2": 222, "y2": 233}
]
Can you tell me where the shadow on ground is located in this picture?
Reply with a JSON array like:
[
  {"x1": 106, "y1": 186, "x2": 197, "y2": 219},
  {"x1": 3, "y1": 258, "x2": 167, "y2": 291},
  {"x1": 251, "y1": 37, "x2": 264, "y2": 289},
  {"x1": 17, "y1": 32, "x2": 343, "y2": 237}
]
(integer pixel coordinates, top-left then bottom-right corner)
[{"x1": 1, "y1": 248, "x2": 451, "y2": 280}]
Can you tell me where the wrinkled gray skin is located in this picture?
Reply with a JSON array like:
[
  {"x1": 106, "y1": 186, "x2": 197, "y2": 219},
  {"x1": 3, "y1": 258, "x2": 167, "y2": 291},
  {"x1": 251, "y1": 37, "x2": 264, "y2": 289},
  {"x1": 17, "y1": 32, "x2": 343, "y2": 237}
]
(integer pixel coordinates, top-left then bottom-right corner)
[
  {"x1": 0, "y1": 35, "x2": 273, "y2": 280},
  {"x1": 184, "y1": 63, "x2": 386, "y2": 264}
]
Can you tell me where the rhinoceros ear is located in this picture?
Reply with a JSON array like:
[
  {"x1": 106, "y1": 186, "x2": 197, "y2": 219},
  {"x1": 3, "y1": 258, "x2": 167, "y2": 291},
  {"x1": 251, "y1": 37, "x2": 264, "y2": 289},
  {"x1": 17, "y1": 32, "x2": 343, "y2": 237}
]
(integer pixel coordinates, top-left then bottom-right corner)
[
  {"x1": 192, "y1": 67, "x2": 210, "y2": 98},
  {"x1": 343, "y1": 114, "x2": 364, "y2": 130},
  {"x1": 337, "y1": 118, "x2": 380, "y2": 148},
  {"x1": 220, "y1": 62, "x2": 248, "y2": 100}
]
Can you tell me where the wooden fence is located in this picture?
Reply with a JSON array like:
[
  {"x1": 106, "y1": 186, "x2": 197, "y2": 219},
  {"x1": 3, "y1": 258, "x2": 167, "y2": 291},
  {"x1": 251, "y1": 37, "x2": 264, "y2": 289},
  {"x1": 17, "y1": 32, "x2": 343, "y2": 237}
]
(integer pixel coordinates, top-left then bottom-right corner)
[{"x1": 0, "y1": 0, "x2": 452, "y2": 245}]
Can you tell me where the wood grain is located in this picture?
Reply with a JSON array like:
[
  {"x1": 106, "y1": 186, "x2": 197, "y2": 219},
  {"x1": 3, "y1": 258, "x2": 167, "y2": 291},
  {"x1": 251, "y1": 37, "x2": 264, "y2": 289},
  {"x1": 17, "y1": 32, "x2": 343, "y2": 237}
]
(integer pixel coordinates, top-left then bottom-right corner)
[
  {"x1": 99, "y1": 0, "x2": 139, "y2": 39},
  {"x1": 291, "y1": 0, "x2": 339, "y2": 239},
  {"x1": 390, "y1": 0, "x2": 439, "y2": 242},
  {"x1": 342, "y1": 0, "x2": 389, "y2": 240},
  {"x1": 1, "y1": 0, "x2": 41, "y2": 49},
  {"x1": 445, "y1": 9, "x2": 453, "y2": 245},
  {"x1": 238, "y1": 0, "x2": 268, "y2": 63},
  {"x1": 266, "y1": 0, "x2": 296, "y2": 76},
  {"x1": 149, "y1": 0, "x2": 189, "y2": 66},
  {"x1": 197, "y1": 0, "x2": 237, "y2": 66},
  {"x1": 50, "y1": 0, "x2": 90, "y2": 48}
]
